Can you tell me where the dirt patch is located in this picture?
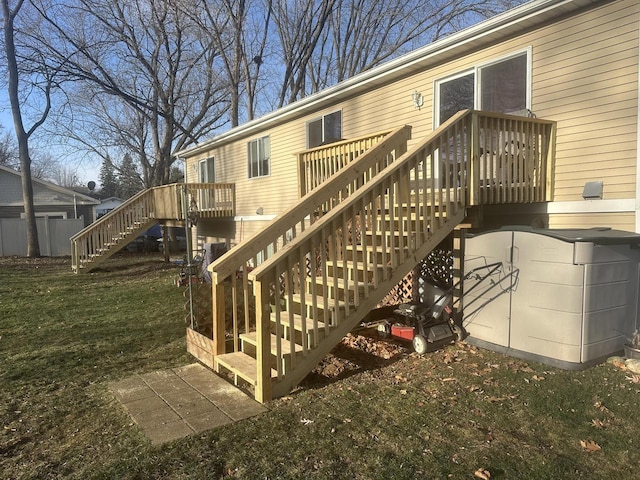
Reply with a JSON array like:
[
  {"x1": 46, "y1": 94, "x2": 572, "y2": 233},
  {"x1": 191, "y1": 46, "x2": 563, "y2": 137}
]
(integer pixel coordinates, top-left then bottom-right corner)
[{"x1": 302, "y1": 330, "x2": 409, "y2": 387}]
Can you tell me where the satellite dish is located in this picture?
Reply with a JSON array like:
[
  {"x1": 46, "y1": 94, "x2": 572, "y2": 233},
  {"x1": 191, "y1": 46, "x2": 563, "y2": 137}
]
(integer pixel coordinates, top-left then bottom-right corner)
[{"x1": 87, "y1": 181, "x2": 96, "y2": 191}]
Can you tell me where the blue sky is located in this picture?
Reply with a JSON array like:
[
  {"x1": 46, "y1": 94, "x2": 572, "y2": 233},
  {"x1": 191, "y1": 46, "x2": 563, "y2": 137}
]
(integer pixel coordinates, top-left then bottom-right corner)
[{"x1": 0, "y1": 91, "x2": 102, "y2": 185}]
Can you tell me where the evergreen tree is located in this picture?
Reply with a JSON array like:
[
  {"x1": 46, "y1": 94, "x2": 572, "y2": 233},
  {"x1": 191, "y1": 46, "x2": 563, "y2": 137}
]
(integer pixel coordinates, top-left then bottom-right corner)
[
  {"x1": 169, "y1": 165, "x2": 184, "y2": 183},
  {"x1": 116, "y1": 154, "x2": 143, "y2": 199},
  {"x1": 99, "y1": 157, "x2": 118, "y2": 198}
]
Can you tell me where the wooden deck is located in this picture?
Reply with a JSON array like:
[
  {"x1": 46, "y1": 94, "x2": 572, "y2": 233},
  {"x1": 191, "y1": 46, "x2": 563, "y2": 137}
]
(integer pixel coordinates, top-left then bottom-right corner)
[
  {"x1": 192, "y1": 110, "x2": 556, "y2": 403},
  {"x1": 71, "y1": 183, "x2": 235, "y2": 272}
]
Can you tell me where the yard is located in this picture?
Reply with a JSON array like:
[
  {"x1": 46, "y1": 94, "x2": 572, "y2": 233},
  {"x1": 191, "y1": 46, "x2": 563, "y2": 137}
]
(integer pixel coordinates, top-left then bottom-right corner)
[{"x1": 1, "y1": 255, "x2": 640, "y2": 479}]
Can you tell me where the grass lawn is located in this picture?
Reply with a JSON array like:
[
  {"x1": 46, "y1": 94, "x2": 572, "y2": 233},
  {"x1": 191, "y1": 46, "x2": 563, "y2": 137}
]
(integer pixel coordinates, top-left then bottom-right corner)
[{"x1": 1, "y1": 254, "x2": 640, "y2": 480}]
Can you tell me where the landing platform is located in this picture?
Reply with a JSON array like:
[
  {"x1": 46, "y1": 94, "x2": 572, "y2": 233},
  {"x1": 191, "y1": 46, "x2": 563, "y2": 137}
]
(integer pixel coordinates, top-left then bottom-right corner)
[{"x1": 109, "y1": 363, "x2": 267, "y2": 444}]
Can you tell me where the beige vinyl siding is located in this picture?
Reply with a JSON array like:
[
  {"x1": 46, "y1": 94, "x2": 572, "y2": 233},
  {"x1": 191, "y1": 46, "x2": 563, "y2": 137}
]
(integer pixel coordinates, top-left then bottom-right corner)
[
  {"x1": 185, "y1": 0, "x2": 639, "y2": 244},
  {"x1": 532, "y1": 0, "x2": 639, "y2": 203},
  {"x1": 549, "y1": 212, "x2": 635, "y2": 231}
]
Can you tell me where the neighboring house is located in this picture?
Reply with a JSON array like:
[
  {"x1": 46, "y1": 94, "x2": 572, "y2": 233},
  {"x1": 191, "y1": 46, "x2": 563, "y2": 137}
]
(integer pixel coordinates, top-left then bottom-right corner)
[
  {"x1": 96, "y1": 197, "x2": 124, "y2": 218},
  {"x1": 0, "y1": 165, "x2": 100, "y2": 256},
  {"x1": 178, "y1": 0, "x2": 639, "y2": 244},
  {"x1": 0, "y1": 165, "x2": 99, "y2": 226}
]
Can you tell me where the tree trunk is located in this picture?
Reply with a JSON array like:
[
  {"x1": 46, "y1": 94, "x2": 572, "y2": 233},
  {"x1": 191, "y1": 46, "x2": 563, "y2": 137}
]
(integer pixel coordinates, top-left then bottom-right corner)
[{"x1": 2, "y1": 0, "x2": 40, "y2": 257}]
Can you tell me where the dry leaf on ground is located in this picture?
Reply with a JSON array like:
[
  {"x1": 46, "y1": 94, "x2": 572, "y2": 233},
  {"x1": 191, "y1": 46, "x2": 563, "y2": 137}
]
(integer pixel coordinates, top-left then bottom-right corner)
[
  {"x1": 591, "y1": 419, "x2": 609, "y2": 429},
  {"x1": 474, "y1": 468, "x2": 491, "y2": 479},
  {"x1": 580, "y1": 439, "x2": 602, "y2": 453},
  {"x1": 593, "y1": 401, "x2": 610, "y2": 413}
]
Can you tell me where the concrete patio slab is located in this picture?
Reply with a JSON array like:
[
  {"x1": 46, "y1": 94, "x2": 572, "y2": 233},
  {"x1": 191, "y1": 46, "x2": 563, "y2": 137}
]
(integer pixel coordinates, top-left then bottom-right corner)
[{"x1": 110, "y1": 363, "x2": 267, "y2": 445}]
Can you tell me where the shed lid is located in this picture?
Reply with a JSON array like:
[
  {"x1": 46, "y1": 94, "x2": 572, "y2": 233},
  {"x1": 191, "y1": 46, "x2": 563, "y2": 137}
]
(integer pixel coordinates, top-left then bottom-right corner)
[{"x1": 484, "y1": 226, "x2": 640, "y2": 245}]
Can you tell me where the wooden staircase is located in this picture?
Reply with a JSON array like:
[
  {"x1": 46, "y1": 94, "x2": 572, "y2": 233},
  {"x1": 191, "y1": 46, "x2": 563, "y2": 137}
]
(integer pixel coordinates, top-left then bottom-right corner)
[
  {"x1": 192, "y1": 110, "x2": 556, "y2": 403},
  {"x1": 71, "y1": 183, "x2": 235, "y2": 272}
]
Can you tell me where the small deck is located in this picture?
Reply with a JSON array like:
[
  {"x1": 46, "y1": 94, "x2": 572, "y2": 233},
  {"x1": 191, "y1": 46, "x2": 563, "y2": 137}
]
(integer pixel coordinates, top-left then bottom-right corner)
[{"x1": 71, "y1": 183, "x2": 235, "y2": 272}]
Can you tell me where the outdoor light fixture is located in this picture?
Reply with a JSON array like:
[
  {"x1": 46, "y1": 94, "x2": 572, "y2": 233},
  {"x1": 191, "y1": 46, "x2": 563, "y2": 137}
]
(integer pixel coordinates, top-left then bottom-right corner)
[
  {"x1": 412, "y1": 90, "x2": 424, "y2": 110},
  {"x1": 582, "y1": 181, "x2": 603, "y2": 200},
  {"x1": 256, "y1": 206, "x2": 264, "y2": 215}
]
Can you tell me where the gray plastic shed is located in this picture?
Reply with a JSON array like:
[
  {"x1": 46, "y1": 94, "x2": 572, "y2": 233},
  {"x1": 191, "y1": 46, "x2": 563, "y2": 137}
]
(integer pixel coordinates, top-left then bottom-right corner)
[{"x1": 463, "y1": 227, "x2": 640, "y2": 369}]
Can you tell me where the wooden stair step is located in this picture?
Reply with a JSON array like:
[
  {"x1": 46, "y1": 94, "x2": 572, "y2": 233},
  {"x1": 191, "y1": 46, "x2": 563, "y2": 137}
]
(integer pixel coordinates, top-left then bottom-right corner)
[
  {"x1": 290, "y1": 293, "x2": 347, "y2": 310},
  {"x1": 271, "y1": 311, "x2": 329, "y2": 346},
  {"x1": 363, "y1": 229, "x2": 424, "y2": 244},
  {"x1": 271, "y1": 311, "x2": 328, "y2": 333},
  {"x1": 288, "y1": 294, "x2": 347, "y2": 324},
  {"x1": 305, "y1": 275, "x2": 368, "y2": 303},
  {"x1": 327, "y1": 260, "x2": 391, "y2": 282},
  {"x1": 345, "y1": 244, "x2": 410, "y2": 256},
  {"x1": 215, "y1": 351, "x2": 276, "y2": 386},
  {"x1": 240, "y1": 332, "x2": 303, "y2": 356}
]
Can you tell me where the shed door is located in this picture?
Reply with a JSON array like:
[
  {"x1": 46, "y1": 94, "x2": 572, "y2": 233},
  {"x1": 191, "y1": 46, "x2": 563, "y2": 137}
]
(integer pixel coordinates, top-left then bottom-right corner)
[
  {"x1": 509, "y1": 232, "x2": 584, "y2": 363},
  {"x1": 463, "y1": 231, "x2": 515, "y2": 347}
]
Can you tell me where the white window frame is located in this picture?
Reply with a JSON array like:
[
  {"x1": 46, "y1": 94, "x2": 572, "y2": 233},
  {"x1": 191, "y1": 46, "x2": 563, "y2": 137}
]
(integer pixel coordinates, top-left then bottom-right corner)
[
  {"x1": 432, "y1": 48, "x2": 531, "y2": 186},
  {"x1": 198, "y1": 157, "x2": 215, "y2": 183},
  {"x1": 247, "y1": 135, "x2": 270, "y2": 179},
  {"x1": 434, "y1": 69, "x2": 475, "y2": 127},
  {"x1": 306, "y1": 110, "x2": 342, "y2": 148},
  {"x1": 434, "y1": 47, "x2": 532, "y2": 128},
  {"x1": 477, "y1": 47, "x2": 532, "y2": 116}
]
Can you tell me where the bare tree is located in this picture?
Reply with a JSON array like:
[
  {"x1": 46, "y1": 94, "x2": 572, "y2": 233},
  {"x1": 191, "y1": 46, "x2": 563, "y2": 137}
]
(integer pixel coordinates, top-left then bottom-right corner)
[
  {"x1": 1, "y1": 0, "x2": 56, "y2": 257},
  {"x1": 33, "y1": 0, "x2": 229, "y2": 186},
  {"x1": 0, "y1": 124, "x2": 18, "y2": 168},
  {"x1": 46, "y1": 161, "x2": 80, "y2": 187},
  {"x1": 271, "y1": 0, "x2": 337, "y2": 107},
  {"x1": 275, "y1": 0, "x2": 522, "y2": 101},
  {"x1": 191, "y1": 0, "x2": 272, "y2": 126}
]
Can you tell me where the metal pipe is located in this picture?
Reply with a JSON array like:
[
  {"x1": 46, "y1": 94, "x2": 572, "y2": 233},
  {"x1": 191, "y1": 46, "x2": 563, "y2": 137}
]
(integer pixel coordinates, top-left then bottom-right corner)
[{"x1": 183, "y1": 185, "x2": 195, "y2": 330}]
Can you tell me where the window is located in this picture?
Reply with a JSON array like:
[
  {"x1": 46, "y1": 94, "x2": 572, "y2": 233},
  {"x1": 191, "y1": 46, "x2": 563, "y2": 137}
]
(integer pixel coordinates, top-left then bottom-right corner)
[
  {"x1": 199, "y1": 157, "x2": 215, "y2": 183},
  {"x1": 307, "y1": 110, "x2": 342, "y2": 148},
  {"x1": 437, "y1": 72, "x2": 474, "y2": 124},
  {"x1": 248, "y1": 136, "x2": 270, "y2": 178},
  {"x1": 435, "y1": 50, "x2": 530, "y2": 126},
  {"x1": 479, "y1": 54, "x2": 527, "y2": 114}
]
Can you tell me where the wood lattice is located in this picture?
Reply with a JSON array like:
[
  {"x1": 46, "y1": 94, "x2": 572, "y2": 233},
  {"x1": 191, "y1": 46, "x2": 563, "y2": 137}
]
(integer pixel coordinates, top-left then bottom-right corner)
[
  {"x1": 378, "y1": 241, "x2": 454, "y2": 307},
  {"x1": 185, "y1": 279, "x2": 255, "y2": 339},
  {"x1": 184, "y1": 282, "x2": 213, "y2": 338}
]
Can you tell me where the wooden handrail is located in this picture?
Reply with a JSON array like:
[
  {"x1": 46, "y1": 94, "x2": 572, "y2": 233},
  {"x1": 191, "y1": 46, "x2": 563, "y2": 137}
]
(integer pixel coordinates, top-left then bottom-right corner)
[
  {"x1": 209, "y1": 126, "x2": 412, "y2": 284},
  {"x1": 296, "y1": 128, "x2": 396, "y2": 197},
  {"x1": 206, "y1": 125, "x2": 412, "y2": 356}
]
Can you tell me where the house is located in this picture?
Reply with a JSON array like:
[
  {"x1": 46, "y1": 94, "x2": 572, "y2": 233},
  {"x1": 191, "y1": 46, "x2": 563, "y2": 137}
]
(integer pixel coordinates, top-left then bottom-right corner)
[
  {"x1": 0, "y1": 165, "x2": 99, "y2": 225},
  {"x1": 0, "y1": 165, "x2": 101, "y2": 256},
  {"x1": 72, "y1": 0, "x2": 640, "y2": 402},
  {"x1": 96, "y1": 197, "x2": 124, "y2": 218},
  {"x1": 178, "y1": 0, "x2": 639, "y2": 240}
]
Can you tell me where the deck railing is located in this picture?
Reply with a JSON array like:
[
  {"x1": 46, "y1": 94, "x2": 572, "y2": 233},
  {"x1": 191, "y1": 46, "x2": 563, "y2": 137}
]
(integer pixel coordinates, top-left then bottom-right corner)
[
  {"x1": 471, "y1": 112, "x2": 556, "y2": 204},
  {"x1": 205, "y1": 126, "x2": 413, "y2": 355},
  {"x1": 297, "y1": 129, "x2": 396, "y2": 197},
  {"x1": 71, "y1": 183, "x2": 235, "y2": 272},
  {"x1": 215, "y1": 110, "x2": 555, "y2": 401}
]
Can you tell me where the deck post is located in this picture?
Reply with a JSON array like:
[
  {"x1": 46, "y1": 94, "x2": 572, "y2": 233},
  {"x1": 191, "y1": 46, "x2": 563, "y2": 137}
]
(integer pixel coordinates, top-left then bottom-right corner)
[
  {"x1": 469, "y1": 113, "x2": 480, "y2": 206},
  {"x1": 254, "y1": 279, "x2": 273, "y2": 403},
  {"x1": 211, "y1": 273, "x2": 227, "y2": 356},
  {"x1": 297, "y1": 153, "x2": 307, "y2": 198},
  {"x1": 545, "y1": 122, "x2": 557, "y2": 202}
]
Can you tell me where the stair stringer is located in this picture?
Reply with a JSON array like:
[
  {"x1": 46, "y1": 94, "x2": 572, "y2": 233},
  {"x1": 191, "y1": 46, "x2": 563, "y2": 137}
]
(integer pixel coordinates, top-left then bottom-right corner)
[{"x1": 271, "y1": 208, "x2": 467, "y2": 398}]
